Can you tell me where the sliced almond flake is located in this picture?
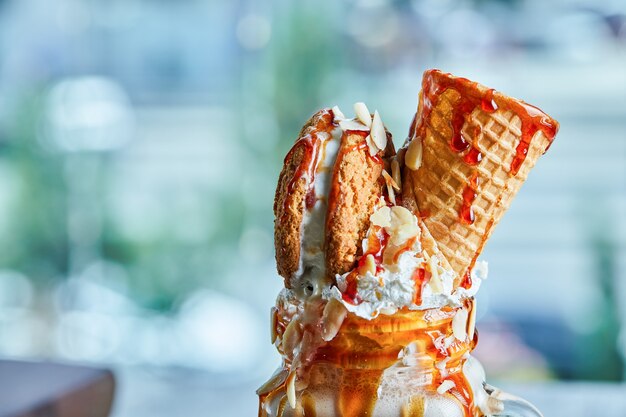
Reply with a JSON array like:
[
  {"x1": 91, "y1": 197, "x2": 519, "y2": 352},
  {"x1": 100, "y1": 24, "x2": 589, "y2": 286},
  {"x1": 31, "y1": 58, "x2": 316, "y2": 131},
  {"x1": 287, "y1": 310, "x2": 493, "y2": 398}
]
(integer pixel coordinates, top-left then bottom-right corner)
[
  {"x1": 370, "y1": 110, "x2": 387, "y2": 150},
  {"x1": 443, "y1": 334, "x2": 456, "y2": 349},
  {"x1": 428, "y1": 256, "x2": 444, "y2": 294},
  {"x1": 365, "y1": 134, "x2": 379, "y2": 156},
  {"x1": 390, "y1": 206, "x2": 414, "y2": 226},
  {"x1": 359, "y1": 254, "x2": 377, "y2": 276},
  {"x1": 321, "y1": 298, "x2": 348, "y2": 342},
  {"x1": 282, "y1": 319, "x2": 302, "y2": 355},
  {"x1": 437, "y1": 380, "x2": 456, "y2": 395},
  {"x1": 452, "y1": 307, "x2": 469, "y2": 341},
  {"x1": 332, "y1": 105, "x2": 346, "y2": 121},
  {"x1": 386, "y1": 181, "x2": 396, "y2": 205},
  {"x1": 270, "y1": 307, "x2": 278, "y2": 344},
  {"x1": 370, "y1": 206, "x2": 391, "y2": 227},
  {"x1": 339, "y1": 118, "x2": 369, "y2": 132},
  {"x1": 435, "y1": 357, "x2": 450, "y2": 372},
  {"x1": 256, "y1": 368, "x2": 289, "y2": 396},
  {"x1": 354, "y1": 102, "x2": 372, "y2": 127},
  {"x1": 387, "y1": 206, "x2": 419, "y2": 245},
  {"x1": 429, "y1": 274, "x2": 444, "y2": 294},
  {"x1": 468, "y1": 303, "x2": 477, "y2": 341},
  {"x1": 391, "y1": 158, "x2": 402, "y2": 189},
  {"x1": 286, "y1": 371, "x2": 297, "y2": 409},
  {"x1": 402, "y1": 354, "x2": 419, "y2": 367},
  {"x1": 382, "y1": 169, "x2": 400, "y2": 191},
  {"x1": 405, "y1": 138, "x2": 423, "y2": 170},
  {"x1": 379, "y1": 306, "x2": 396, "y2": 316},
  {"x1": 405, "y1": 341, "x2": 419, "y2": 355}
]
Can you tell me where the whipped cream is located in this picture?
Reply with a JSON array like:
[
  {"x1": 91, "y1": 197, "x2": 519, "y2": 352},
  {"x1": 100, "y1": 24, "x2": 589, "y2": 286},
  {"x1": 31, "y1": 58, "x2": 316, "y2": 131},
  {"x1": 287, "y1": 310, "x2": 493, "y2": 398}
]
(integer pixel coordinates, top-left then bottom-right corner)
[
  {"x1": 295, "y1": 106, "x2": 372, "y2": 294},
  {"x1": 323, "y1": 206, "x2": 485, "y2": 320},
  {"x1": 296, "y1": 125, "x2": 342, "y2": 292}
]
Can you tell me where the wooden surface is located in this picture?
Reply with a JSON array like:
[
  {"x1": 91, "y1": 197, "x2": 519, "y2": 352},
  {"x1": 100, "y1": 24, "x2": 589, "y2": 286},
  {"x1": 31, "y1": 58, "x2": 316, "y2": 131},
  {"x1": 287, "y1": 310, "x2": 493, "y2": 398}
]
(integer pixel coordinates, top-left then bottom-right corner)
[{"x1": 0, "y1": 360, "x2": 115, "y2": 417}]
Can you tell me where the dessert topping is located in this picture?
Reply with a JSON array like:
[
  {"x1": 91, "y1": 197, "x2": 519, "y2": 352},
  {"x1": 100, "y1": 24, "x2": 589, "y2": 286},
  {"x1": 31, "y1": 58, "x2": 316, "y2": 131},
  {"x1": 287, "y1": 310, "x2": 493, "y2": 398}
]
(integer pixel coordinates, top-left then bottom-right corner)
[
  {"x1": 388, "y1": 206, "x2": 419, "y2": 245},
  {"x1": 411, "y1": 267, "x2": 428, "y2": 306},
  {"x1": 452, "y1": 307, "x2": 469, "y2": 341},
  {"x1": 382, "y1": 169, "x2": 400, "y2": 191},
  {"x1": 437, "y1": 379, "x2": 456, "y2": 395},
  {"x1": 414, "y1": 69, "x2": 558, "y2": 176},
  {"x1": 365, "y1": 134, "x2": 378, "y2": 156},
  {"x1": 459, "y1": 172, "x2": 479, "y2": 225},
  {"x1": 468, "y1": 301, "x2": 477, "y2": 341},
  {"x1": 391, "y1": 158, "x2": 402, "y2": 189},
  {"x1": 321, "y1": 298, "x2": 348, "y2": 342},
  {"x1": 331, "y1": 105, "x2": 346, "y2": 121},
  {"x1": 510, "y1": 101, "x2": 559, "y2": 175},
  {"x1": 370, "y1": 206, "x2": 391, "y2": 227},
  {"x1": 286, "y1": 371, "x2": 297, "y2": 409},
  {"x1": 270, "y1": 306, "x2": 278, "y2": 344},
  {"x1": 405, "y1": 137, "x2": 423, "y2": 170},
  {"x1": 338, "y1": 118, "x2": 369, "y2": 132},
  {"x1": 282, "y1": 319, "x2": 303, "y2": 356},
  {"x1": 359, "y1": 254, "x2": 377, "y2": 276},
  {"x1": 354, "y1": 102, "x2": 372, "y2": 127},
  {"x1": 428, "y1": 255, "x2": 444, "y2": 294},
  {"x1": 370, "y1": 110, "x2": 387, "y2": 151}
]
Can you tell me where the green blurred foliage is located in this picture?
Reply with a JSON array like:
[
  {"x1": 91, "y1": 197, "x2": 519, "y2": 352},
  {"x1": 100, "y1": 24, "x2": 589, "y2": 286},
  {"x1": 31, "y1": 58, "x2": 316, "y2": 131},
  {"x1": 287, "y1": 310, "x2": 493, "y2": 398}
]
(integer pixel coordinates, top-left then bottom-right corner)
[{"x1": 1, "y1": 91, "x2": 69, "y2": 285}]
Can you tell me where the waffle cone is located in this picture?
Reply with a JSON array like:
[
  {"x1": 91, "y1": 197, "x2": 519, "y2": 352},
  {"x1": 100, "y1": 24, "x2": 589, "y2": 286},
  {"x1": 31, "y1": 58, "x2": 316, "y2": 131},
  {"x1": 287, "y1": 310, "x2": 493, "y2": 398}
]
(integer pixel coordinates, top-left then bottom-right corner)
[{"x1": 402, "y1": 70, "x2": 558, "y2": 283}]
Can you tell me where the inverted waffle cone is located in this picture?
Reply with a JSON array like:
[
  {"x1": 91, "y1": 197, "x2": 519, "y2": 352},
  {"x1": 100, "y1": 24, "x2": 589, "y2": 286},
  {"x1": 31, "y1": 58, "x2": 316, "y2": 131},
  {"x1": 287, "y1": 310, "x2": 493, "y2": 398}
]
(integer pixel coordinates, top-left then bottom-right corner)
[{"x1": 403, "y1": 70, "x2": 558, "y2": 282}]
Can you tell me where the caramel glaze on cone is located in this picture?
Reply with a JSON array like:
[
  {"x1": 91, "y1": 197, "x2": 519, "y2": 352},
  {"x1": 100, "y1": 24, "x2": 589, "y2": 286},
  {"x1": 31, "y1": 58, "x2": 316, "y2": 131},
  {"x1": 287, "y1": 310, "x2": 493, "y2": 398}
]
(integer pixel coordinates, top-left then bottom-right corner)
[{"x1": 402, "y1": 70, "x2": 559, "y2": 287}]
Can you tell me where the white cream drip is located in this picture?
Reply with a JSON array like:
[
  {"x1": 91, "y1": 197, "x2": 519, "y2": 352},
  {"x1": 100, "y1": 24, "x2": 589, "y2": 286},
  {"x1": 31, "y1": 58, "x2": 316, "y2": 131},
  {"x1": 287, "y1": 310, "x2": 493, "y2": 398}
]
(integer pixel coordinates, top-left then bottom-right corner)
[{"x1": 293, "y1": 124, "x2": 343, "y2": 293}]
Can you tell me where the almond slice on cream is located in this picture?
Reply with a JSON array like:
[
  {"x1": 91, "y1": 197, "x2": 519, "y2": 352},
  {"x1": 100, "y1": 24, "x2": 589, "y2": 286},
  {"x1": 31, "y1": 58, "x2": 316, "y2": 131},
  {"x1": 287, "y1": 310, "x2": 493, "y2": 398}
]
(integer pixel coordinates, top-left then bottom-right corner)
[
  {"x1": 286, "y1": 371, "x2": 297, "y2": 408},
  {"x1": 452, "y1": 307, "x2": 469, "y2": 341},
  {"x1": 354, "y1": 102, "x2": 372, "y2": 127},
  {"x1": 365, "y1": 134, "x2": 379, "y2": 156},
  {"x1": 391, "y1": 158, "x2": 402, "y2": 189},
  {"x1": 382, "y1": 169, "x2": 400, "y2": 191},
  {"x1": 437, "y1": 380, "x2": 456, "y2": 395},
  {"x1": 339, "y1": 118, "x2": 369, "y2": 132},
  {"x1": 332, "y1": 105, "x2": 346, "y2": 121},
  {"x1": 405, "y1": 138, "x2": 423, "y2": 170},
  {"x1": 370, "y1": 206, "x2": 392, "y2": 227},
  {"x1": 370, "y1": 110, "x2": 387, "y2": 151}
]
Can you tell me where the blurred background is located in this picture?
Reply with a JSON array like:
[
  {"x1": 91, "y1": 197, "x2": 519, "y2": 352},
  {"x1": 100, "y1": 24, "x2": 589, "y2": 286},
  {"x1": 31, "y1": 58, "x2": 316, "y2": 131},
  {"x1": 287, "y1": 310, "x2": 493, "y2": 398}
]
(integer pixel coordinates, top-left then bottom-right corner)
[{"x1": 0, "y1": 0, "x2": 624, "y2": 415}]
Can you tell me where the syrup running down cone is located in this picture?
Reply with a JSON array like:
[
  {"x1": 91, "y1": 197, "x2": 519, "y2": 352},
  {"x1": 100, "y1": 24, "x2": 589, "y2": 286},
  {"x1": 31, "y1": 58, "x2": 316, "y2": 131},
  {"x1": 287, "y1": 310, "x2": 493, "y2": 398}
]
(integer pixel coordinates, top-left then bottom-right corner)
[{"x1": 402, "y1": 70, "x2": 559, "y2": 288}]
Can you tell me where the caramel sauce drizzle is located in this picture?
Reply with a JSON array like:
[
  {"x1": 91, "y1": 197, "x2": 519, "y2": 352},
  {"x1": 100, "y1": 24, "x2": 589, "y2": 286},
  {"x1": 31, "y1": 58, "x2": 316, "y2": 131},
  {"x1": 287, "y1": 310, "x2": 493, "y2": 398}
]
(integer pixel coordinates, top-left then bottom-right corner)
[
  {"x1": 411, "y1": 69, "x2": 559, "y2": 229},
  {"x1": 314, "y1": 303, "x2": 477, "y2": 417},
  {"x1": 392, "y1": 237, "x2": 417, "y2": 263},
  {"x1": 260, "y1": 302, "x2": 479, "y2": 417},
  {"x1": 342, "y1": 226, "x2": 389, "y2": 305},
  {"x1": 459, "y1": 172, "x2": 479, "y2": 226},
  {"x1": 280, "y1": 109, "x2": 335, "y2": 221},
  {"x1": 345, "y1": 137, "x2": 384, "y2": 165},
  {"x1": 300, "y1": 391, "x2": 317, "y2": 417},
  {"x1": 413, "y1": 70, "x2": 558, "y2": 174},
  {"x1": 338, "y1": 369, "x2": 383, "y2": 417},
  {"x1": 411, "y1": 267, "x2": 429, "y2": 306}
]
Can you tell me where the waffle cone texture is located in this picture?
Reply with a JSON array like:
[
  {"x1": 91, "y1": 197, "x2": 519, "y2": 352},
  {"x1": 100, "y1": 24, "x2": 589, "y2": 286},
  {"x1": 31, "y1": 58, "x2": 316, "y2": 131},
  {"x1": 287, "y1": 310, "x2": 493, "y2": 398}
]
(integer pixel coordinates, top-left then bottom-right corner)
[{"x1": 402, "y1": 70, "x2": 559, "y2": 281}]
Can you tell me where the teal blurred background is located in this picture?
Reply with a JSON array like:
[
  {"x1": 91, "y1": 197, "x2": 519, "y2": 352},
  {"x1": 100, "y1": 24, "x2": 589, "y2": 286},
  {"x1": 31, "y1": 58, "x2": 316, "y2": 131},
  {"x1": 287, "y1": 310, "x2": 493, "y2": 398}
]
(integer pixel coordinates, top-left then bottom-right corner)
[{"x1": 0, "y1": 0, "x2": 625, "y2": 414}]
